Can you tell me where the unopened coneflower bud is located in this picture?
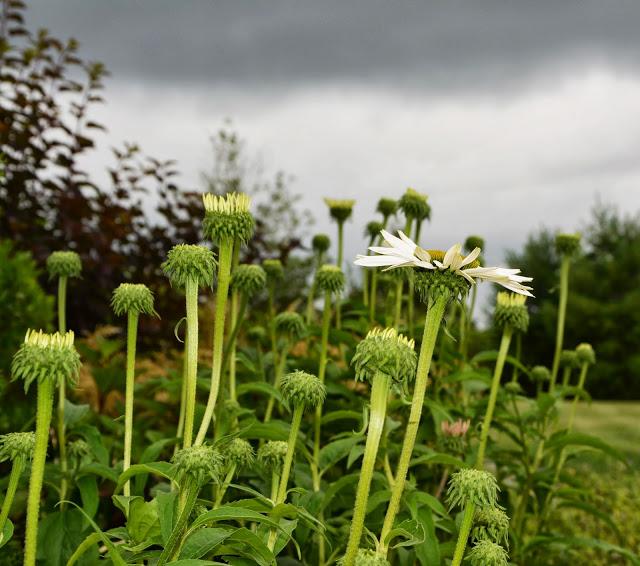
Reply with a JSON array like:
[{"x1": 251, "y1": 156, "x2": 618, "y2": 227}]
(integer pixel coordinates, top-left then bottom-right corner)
[
  {"x1": 161, "y1": 244, "x2": 216, "y2": 289},
  {"x1": 312, "y1": 233, "x2": 331, "y2": 254},
  {"x1": 231, "y1": 264, "x2": 267, "y2": 296},
  {"x1": 202, "y1": 192, "x2": 254, "y2": 244},
  {"x1": 447, "y1": 468, "x2": 499, "y2": 510},
  {"x1": 281, "y1": 370, "x2": 326, "y2": 409},
  {"x1": 172, "y1": 444, "x2": 224, "y2": 486},
  {"x1": 46, "y1": 251, "x2": 82, "y2": 279},
  {"x1": 575, "y1": 343, "x2": 595, "y2": 365},
  {"x1": 247, "y1": 325, "x2": 268, "y2": 345},
  {"x1": 257, "y1": 440, "x2": 288, "y2": 473},
  {"x1": 467, "y1": 539, "x2": 509, "y2": 566},
  {"x1": 365, "y1": 221, "x2": 384, "y2": 241},
  {"x1": 111, "y1": 283, "x2": 157, "y2": 316},
  {"x1": 339, "y1": 549, "x2": 390, "y2": 566},
  {"x1": 531, "y1": 365, "x2": 551, "y2": 384},
  {"x1": 351, "y1": 327, "x2": 416, "y2": 384},
  {"x1": 68, "y1": 439, "x2": 91, "y2": 461},
  {"x1": 263, "y1": 258, "x2": 284, "y2": 282},
  {"x1": 274, "y1": 311, "x2": 306, "y2": 342},
  {"x1": 471, "y1": 506, "x2": 510, "y2": 546},
  {"x1": 504, "y1": 381, "x2": 522, "y2": 395},
  {"x1": 555, "y1": 233, "x2": 581, "y2": 257},
  {"x1": 376, "y1": 197, "x2": 397, "y2": 219},
  {"x1": 0, "y1": 432, "x2": 35, "y2": 463},
  {"x1": 494, "y1": 292, "x2": 529, "y2": 333},
  {"x1": 324, "y1": 198, "x2": 355, "y2": 223},
  {"x1": 398, "y1": 188, "x2": 430, "y2": 221},
  {"x1": 315, "y1": 264, "x2": 345, "y2": 295},
  {"x1": 12, "y1": 330, "x2": 81, "y2": 391},
  {"x1": 225, "y1": 438, "x2": 255, "y2": 470},
  {"x1": 560, "y1": 350, "x2": 579, "y2": 369},
  {"x1": 441, "y1": 419, "x2": 471, "y2": 438},
  {"x1": 464, "y1": 236, "x2": 485, "y2": 254}
]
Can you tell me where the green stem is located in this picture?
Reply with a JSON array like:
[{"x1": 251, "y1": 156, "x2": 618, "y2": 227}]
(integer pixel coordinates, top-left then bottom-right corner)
[
  {"x1": 392, "y1": 218, "x2": 413, "y2": 330},
  {"x1": 550, "y1": 256, "x2": 570, "y2": 389},
  {"x1": 264, "y1": 347, "x2": 288, "y2": 423},
  {"x1": 511, "y1": 332, "x2": 522, "y2": 383},
  {"x1": 214, "y1": 465, "x2": 236, "y2": 509},
  {"x1": 24, "y1": 378, "x2": 55, "y2": 566},
  {"x1": 270, "y1": 471, "x2": 280, "y2": 502},
  {"x1": 335, "y1": 222, "x2": 344, "y2": 330},
  {"x1": 561, "y1": 366, "x2": 572, "y2": 389},
  {"x1": 475, "y1": 326, "x2": 513, "y2": 468},
  {"x1": 450, "y1": 502, "x2": 476, "y2": 566},
  {"x1": 343, "y1": 372, "x2": 391, "y2": 566},
  {"x1": 182, "y1": 277, "x2": 199, "y2": 449},
  {"x1": 378, "y1": 292, "x2": 448, "y2": 556},
  {"x1": 56, "y1": 276, "x2": 69, "y2": 507},
  {"x1": 157, "y1": 477, "x2": 199, "y2": 565},
  {"x1": 175, "y1": 330, "x2": 189, "y2": 452},
  {"x1": 195, "y1": 238, "x2": 233, "y2": 445},
  {"x1": 123, "y1": 312, "x2": 139, "y2": 496},
  {"x1": 462, "y1": 285, "x2": 478, "y2": 362},
  {"x1": 306, "y1": 253, "x2": 324, "y2": 325},
  {"x1": 268, "y1": 283, "x2": 278, "y2": 365},
  {"x1": 0, "y1": 457, "x2": 24, "y2": 536},
  {"x1": 458, "y1": 302, "x2": 467, "y2": 360},
  {"x1": 221, "y1": 294, "x2": 248, "y2": 386},
  {"x1": 369, "y1": 269, "x2": 379, "y2": 325}
]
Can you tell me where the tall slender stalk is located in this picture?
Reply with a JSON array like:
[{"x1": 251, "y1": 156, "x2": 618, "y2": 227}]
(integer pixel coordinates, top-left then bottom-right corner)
[
  {"x1": 450, "y1": 503, "x2": 476, "y2": 566},
  {"x1": 156, "y1": 477, "x2": 199, "y2": 564},
  {"x1": 335, "y1": 221, "x2": 344, "y2": 331},
  {"x1": 393, "y1": 217, "x2": 413, "y2": 329},
  {"x1": 550, "y1": 256, "x2": 570, "y2": 388},
  {"x1": 182, "y1": 278, "x2": 199, "y2": 449},
  {"x1": 264, "y1": 348, "x2": 288, "y2": 423},
  {"x1": 56, "y1": 276, "x2": 69, "y2": 506},
  {"x1": 122, "y1": 311, "x2": 139, "y2": 496},
  {"x1": 378, "y1": 293, "x2": 447, "y2": 556},
  {"x1": 0, "y1": 457, "x2": 24, "y2": 536}
]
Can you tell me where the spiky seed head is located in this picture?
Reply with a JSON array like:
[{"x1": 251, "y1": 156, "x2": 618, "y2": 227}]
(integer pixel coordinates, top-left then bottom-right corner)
[
  {"x1": 560, "y1": 350, "x2": 580, "y2": 369},
  {"x1": 531, "y1": 365, "x2": 551, "y2": 384},
  {"x1": 398, "y1": 188, "x2": 430, "y2": 221},
  {"x1": 446, "y1": 468, "x2": 500, "y2": 510},
  {"x1": 339, "y1": 549, "x2": 390, "y2": 566},
  {"x1": 555, "y1": 232, "x2": 581, "y2": 257},
  {"x1": 324, "y1": 198, "x2": 355, "y2": 223},
  {"x1": 274, "y1": 311, "x2": 306, "y2": 342},
  {"x1": 376, "y1": 197, "x2": 398, "y2": 219},
  {"x1": 281, "y1": 370, "x2": 326, "y2": 409},
  {"x1": 414, "y1": 266, "x2": 470, "y2": 304},
  {"x1": 12, "y1": 330, "x2": 81, "y2": 392},
  {"x1": 111, "y1": 283, "x2": 157, "y2": 317},
  {"x1": 202, "y1": 192, "x2": 255, "y2": 244},
  {"x1": 365, "y1": 221, "x2": 385, "y2": 240},
  {"x1": 315, "y1": 264, "x2": 345, "y2": 295},
  {"x1": 172, "y1": 444, "x2": 224, "y2": 486},
  {"x1": 464, "y1": 236, "x2": 485, "y2": 253},
  {"x1": 225, "y1": 438, "x2": 255, "y2": 470},
  {"x1": 468, "y1": 540, "x2": 509, "y2": 566},
  {"x1": 257, "y1": 440, "x2": 288, "y2": 473},
  {"x1": 161, "y1": 244, "x2": 216, "y2": 289},
  {"x1": 262, "y1": 259, "x2": 284, "y2": 282},
  {"x1": 231, "y1": 264, "x2": 267, "y2": 296},
  {"x1": 352, "y1": 327, "x2": 417, "y2": 384},
  {"x1": 472, "y1": 506, "x2": 510, "y2": 546},
  {"x1": 312, "y1": 233, "x2": 331, "y2": 253},
  {"x1": 46, "y1": 251, "x2": 82, "y2": 279},
  {"x1": 576, "y1": 343, "x2": 596, "y2": 365},
  {"x1": 494, "y1": 292, "x2": 529, "y2": 333},
  {"x1": 0, "y1": 432, "x2": 36, "y2": 462},
  {"x1": 68, "y1": 439, "x2": 91, "y2": 461}
]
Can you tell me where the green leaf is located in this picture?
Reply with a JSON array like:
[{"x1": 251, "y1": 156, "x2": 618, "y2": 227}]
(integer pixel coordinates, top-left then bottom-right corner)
[
  {"x1": 413, "y1": 507, "x2": 441, "y2": 566},
  {"x1": 179, "y1": 527, "x2": 234, "y2": 559},
  {"x1": 190, "y1": 505, "x2": 284, "y2": 532},
  {"x1": 410, "y1": 452, "x2": 467, "y2": 470},
  {"x1": 545, "y1": 431, "x2": 629, "y2": 465},
  {"x1": 526, "y1": 535, "x2": 640, "y2": 566},
  {"x1": 471, "y1": 350, "x2": 530, "y2": 375},
  {"x1": 383, "y1": 518, "x2": 425, "y2": 549},
  {"x1": 116, "y1": 461, "x2": 174, "y2": 492},
  {"x1": 63, "y1": 400, "x2": 91, "y2": 428},
  {"x1": 0, "y1": 519, "x2": 14, "y2": 549},
  {"x1": 127, "y1": 497, "x2": 161, "y2": 545},
  {"x1": 319, "y1": 473, "x2": 359, "y2": 512},
  {"x1": 78, "y1": 462, "x2": 119, "y2": 483},
  {"x1": 74, "y1": 425, "x2": 109, "y2": 465},
  {"x1": 319, "y1": 436, "x2": 362, "y2": 472},
  {"x1": 218, "y1": 527, "x2": 276, "y2": 566},
  {"x1": 237, "y1": 381, "x2": 282, "y2": 404},
  {"x1": 37, "y1": 510, "x2": 90, "y2": 566},
  {"x1": 555, "y1": 499, "x2": 623, "y2": 542},
  {"x1": 76, "y1": 475, "x2": 99, "y2": 518},
  {"x1": 157, "y1": 490, "x2": 178, "y2": 545},
  {"x1": 65, "y1": 532, "x2": 101, "y2": 565},
  {"x1": 321, "y1": 410, "x2": 362, "y2": 426},
  {"x1": 134, "y1": 437, "x2": 177, "y2": 493}
]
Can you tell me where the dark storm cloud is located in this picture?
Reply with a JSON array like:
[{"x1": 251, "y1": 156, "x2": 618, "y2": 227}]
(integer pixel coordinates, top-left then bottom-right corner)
[{"x1": 26, "y1": 0, "x2": 640, "y2": 90}]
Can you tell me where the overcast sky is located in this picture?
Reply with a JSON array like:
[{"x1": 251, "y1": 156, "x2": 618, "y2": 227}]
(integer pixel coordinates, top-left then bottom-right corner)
[{"x1": 26, "y1": 1, "x2": 640, "y2": 311}]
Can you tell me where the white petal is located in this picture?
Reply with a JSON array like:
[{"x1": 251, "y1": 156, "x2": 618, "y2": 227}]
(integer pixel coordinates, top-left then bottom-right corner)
[
  {"x1": 381, "y1": 230, "x2": 416, "y2": 257},
  {"x1": 459, "y1": 247, "x2": 481, "y2": 268},
  {"x1": 355, "y1": 255, "x2": 407, "y2": 267}
]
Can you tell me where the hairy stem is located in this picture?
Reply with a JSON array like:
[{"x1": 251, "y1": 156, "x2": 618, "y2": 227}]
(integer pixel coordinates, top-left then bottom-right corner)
[
  {"x1": 123, "y1": 311, "x2": 139, "y2": 496},
  {"x1": 157, "y1": 477, "x2": 199, "y2": 564},
  {"x1": 56, "y1": 276, "x2": 69, "y2": 507},
  {"x1": 214, "y1": 464, "x2": 236, "y2": 509},
  {"x1": 0, "y1": 457, "x2": 24, "y2": 536},
  {"x1": 450, "y1": 502, "x2": 476, "y2": 566},
  {"x1": 182, "y1": 277, "x2": 199, "y2": 449},
  {"x1": 264, "y1": 347, "x2": 288, "y2": 423}
]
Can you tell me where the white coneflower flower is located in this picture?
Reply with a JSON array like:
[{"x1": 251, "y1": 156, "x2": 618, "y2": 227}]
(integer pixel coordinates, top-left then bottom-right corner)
[{"x1": 355, "y1": 230, "x2": 533, "y2": 297}]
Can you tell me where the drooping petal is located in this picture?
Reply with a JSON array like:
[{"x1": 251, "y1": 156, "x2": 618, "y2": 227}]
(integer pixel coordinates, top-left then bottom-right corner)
[
  {"x1": 355, "y1": 254, "x2": 409, "y2": 268},
  {"x1": 380, "y1": 230, "x2": 416, "y2": 257},
  {"x1": 459, "y1": 247, "x2": 481, "y2": 268},
  {"x1": 443, "y1": 243, "x2": 462, "y2": 269}
]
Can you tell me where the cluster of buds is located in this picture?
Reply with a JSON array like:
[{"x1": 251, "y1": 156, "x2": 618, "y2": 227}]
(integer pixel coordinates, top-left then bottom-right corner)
[
  {"x1": 351, "y1": 327, "x2": 416, "y2": 385},
  {"x1": 111, "y1": 283, "x2": 157, "y2": 317},
  {"x1": 172, "y1": 444, "x2": 224, "y2": 487},
  {"x1": 224, "y1": 438, "x2": 255, "y2": 471},
  {"x1": 0, "y1": 432, "x2": 36, "y2": 463},
  {"x1": 468, "y1": 539, "x2": 509, "y2": 566},
  {"x1": 257, "y1": 440, "x2": 288, "y2": 474},
  {"x1": 231, "y1": 264, "x2": 267, "y2": 297},
  {"x1": 494, "y1": 292, "x2": 529, "y2": 334},
  {"x1": 46, "y1": 251, "x2": 82, "y2": 279},
  {"x1": 202, "y1": 192, "x2": 255, "y2": 244},
  {"x1": 471, "y1": 506, "x2": 510, "y2": 546},
  {"x1": 161, "y1": 244, "x2": 216, "y2": 289},
  {"x1": 324, "y1": 198, "x2": 355, "y2": 223}
]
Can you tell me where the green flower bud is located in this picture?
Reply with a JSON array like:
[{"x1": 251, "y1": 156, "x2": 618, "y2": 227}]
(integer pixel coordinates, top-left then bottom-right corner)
[
  {"x1": 222, "y1": 399, "x2": 242, "y2": 418},
  {"x1": 494, "y1": 292, "x2": 529, "y2": 333},
  {"x1": 376, "y1": 197, "x2": 397, "y2": 219},
  {"x1": 46, "y1": 251, "x2": 82, "y2": 279},
  {"x1": 274, "y1": 311, "x2": 306, "y2": 342},
  {"x1": 324, "y1": 198, "x2": 355, "y2": 223},
  {"x1": 467, "y1": 540, "x2": 509, "y2": 566},
  {"x1": 398, "y1": 188, "x2": 430, "y2": 221},
  {"x1": 504, "y1": 382, "x2": 522, "y2": 395},
  {"x1": 231, "y1": 264, "x2": 267, "y2": 296},
  {"x1": 446, "y1": 468, "x2": 499, "y2": 510},
  {"x1": 351, "y1": 327, "x2": 417, "y2": 384},
  {"x1": 68, "y1": 439, "x2": 91, "y2": 461},
  {"x1": 225, "y1": 438, "x2": 255, "y2": 470},
  {"x1": 172, "y1": 444, "x2": 224, "y2": 486},
  {"x1": 575, "y1": 343, "x2": 596, "y2": 365},
  {"x1": 472, "y1": 506, "x2": 510, "y2": 546},
  {"x1": 531, "y1": 365, "x2": 550, "y2": 384},
  {"x1": 281, "y1": 370, "x2": 326, "y2": 409},
  {"x1": 315, "y1": 264, "x2": 345, "y2": 295},
  {"x1": 560, "y1": 350, "x2": 580, "y2": 369},
  {"x1": 162, "y1": 244, "x2": 216, "y2": 288},
  {"x1": 247, "y1": 325, "x2": 268, "y2": 345},
  {"x1": 312, "y1": 233, "x2": 331, "y2": 254},
  {"x1": 111, "y1": 283, "x2": 157, "y2": 317},
  {"x1": 0, "y1": 432, "x2": 36, "y2": 462},
  {"x1": 365, "y1": 221, "x2": 384, "y2": 240},
  {"x1": 257, "y1": 440, "x2": 288, "y2": 473},
  {"x1": 339, "y1": 549, "x2": 390, "y2": 566},
  {"x1": 555, "y1": 233, "x2": 581, "y2": 257},
  {"x1": 202, "y1": 192, "x2": 255, "y2": 244},
  {"x1": 464, "y1": 236, "x2": 485, "y2": 253},
  {"x1": 263, "y1": 259, "x2": 284, "y2": 282},
  {"x1": 12, "y1": 330, "x2": 81, "y2": 392}
]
